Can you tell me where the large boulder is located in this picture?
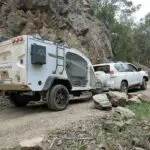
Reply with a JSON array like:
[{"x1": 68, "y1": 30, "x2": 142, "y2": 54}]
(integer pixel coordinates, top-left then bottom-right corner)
[
  {"x1": 107, "y1": 91, "x2": 128, "y2": 107},
  {"x1": 93, "y1": 94, "x2": 112, "y2": 110}
]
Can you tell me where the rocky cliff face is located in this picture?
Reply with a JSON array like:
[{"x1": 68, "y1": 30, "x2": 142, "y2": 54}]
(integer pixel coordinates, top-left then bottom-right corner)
[{"x1": 0, "y1": 0, "x2": 113, "y2": 63}]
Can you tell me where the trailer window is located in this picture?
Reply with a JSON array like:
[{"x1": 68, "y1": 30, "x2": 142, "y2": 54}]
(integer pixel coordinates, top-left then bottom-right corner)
[{"x1": 66, "y1": 52, "x2": 88, "y2": 87}]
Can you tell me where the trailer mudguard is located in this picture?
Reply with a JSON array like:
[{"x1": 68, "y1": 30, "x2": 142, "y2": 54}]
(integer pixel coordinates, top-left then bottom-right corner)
[{"x1": 42, "y1": 76, "x2": 72, "y2": 91}]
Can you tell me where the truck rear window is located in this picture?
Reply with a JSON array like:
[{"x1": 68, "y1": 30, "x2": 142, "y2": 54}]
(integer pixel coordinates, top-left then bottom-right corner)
[{"x1": 94, "y1": 65, "x2": 110, "y2": 74}]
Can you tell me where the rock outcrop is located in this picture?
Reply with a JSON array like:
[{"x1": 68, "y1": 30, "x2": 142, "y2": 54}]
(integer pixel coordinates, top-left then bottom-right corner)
[{"x1": 0, "y1": 0, "x2": 113, "y2": 63}]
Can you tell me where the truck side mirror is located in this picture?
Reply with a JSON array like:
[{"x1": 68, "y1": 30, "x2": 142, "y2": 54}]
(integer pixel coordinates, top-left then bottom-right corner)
[{"x1": 137, "y1": 68, "x2": 142, "y2": 71}]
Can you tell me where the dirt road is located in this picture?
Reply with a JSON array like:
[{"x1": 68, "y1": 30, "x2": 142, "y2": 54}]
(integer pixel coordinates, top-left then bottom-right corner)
[
  {"x1": 0, "y1": 99, "x2": 107, "y2": 149},
  {"x1": 0, "y1": 84, "x2": 150, "y2": 149}
]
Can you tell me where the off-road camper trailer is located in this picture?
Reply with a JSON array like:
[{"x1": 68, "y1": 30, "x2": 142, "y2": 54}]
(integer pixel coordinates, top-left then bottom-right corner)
[{"x1": 0, "y1": 35, "x2": 101, "y2": 110}]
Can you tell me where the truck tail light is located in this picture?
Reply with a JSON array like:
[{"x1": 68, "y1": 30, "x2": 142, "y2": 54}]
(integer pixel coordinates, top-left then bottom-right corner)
[
  {"x1": 110, "y1": 70, "x2": 115, "y2": 75},
  {"x1": 110, "y1": 70, "x2": 117, "y2": 77}
]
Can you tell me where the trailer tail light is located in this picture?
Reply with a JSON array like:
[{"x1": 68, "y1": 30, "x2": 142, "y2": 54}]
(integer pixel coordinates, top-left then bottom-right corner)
[{"x1": 12, "y1": 37, "x2": 23, "y2": 44}]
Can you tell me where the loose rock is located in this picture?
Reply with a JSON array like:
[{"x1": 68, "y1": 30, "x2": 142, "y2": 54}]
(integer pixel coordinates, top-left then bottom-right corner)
[
  {"x1": 115, "y1": 107, "x2": 135, "y2": 119},
  {"x1": 132, "y1": 138, "x2": 140, "y2": 146},
  {"x1": 128, "y1": 96, "x2": 142, "y2": 104},
  {"x1": 138, "y1": 94, "x2": 150, "y2": 102},
  {"x1": 128, "y1": 93, "x2": 139, "y2": 99},
  {"x1": 19, "y1": 137, "x2": 44, "y2": 149},
  {"x1": 93, "y1": 94, "x2": 112, "y2": 110}
]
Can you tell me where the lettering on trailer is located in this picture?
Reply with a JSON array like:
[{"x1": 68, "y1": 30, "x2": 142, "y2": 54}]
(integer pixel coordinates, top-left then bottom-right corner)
[
  {"x1": 0, "y1": 67, "x2": 12, "y2": 70},
  {"x1": 0, "y1": 62, "x2": 12, "y2": 70}
]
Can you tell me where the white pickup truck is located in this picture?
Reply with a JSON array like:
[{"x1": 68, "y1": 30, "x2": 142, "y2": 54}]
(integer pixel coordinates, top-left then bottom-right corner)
[
  {"x1": 94, "y1": 62, "x2": 149, "y2": 93},
  {"x1": 0, "y1": 35, "x2": 101, "y2": 111}
]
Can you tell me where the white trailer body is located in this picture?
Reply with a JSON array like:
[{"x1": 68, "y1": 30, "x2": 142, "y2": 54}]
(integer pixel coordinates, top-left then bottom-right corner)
[
  {"x1": 0, "y1": 35, "x2": 97, "y2": 91},
  {"x1": 0, "y1": 35, "x2": 100, "y2": 110}
]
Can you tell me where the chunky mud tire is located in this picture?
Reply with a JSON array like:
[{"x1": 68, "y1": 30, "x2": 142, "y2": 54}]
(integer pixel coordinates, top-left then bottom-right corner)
[
  {"x1": 141, "y1": 78, "x2": 147, "y2": 90},
  {"x1": 47, "y1": 85, "x2": 69, "y2": 111},
  {"x1": 120, "y1": 81, "x2": 128, "y2": 93}
]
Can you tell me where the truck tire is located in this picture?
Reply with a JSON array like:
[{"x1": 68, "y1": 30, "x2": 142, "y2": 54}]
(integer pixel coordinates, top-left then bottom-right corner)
[
  {"x1": 141, "y1": 78, "x2": 147, "y2": 90},
  {"x1": 10, "y1": 94, "x2": 29, "y2": 107},
  {"x1": 120, "y1": 81, "x2": 128, "y2": 93},
  {"x1": 47, "y1": 84, "x2": 69, "y2": 111}
]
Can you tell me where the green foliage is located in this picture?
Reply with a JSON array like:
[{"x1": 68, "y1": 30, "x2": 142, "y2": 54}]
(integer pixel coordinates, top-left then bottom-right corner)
[
  {"x1": 128, "y1": 102, "x2": 150, "y2": 120},
  {"x1": 111, "y1": 21, "x2": 138, "y2": 61},
  {"x1": 134, "y1": 13, "x2": 150, "y2": 66},
  {"x1": 64, "y1": 140, "x2": 88, "y2": 150},
  {"x1": 92, "y1": 0, "x2": 116, "y2": 24},
  {"x1": 91, "y1": 0, "x2": 143, "y2": 63},
  {"x1": 8, "y1": 28, "x2": 21, "y2": 37}
]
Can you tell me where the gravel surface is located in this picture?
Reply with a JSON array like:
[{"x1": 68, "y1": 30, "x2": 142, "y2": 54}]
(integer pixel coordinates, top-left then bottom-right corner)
[
  {"x1": 0, "y1": 96, "x2": 13, "y2": 110},
  {"x1": 0, "y1": 83, "x2": 150, "y2": 149},
  {"x1": 0, "y1": 99, "x2": 107, "y2": 149}
]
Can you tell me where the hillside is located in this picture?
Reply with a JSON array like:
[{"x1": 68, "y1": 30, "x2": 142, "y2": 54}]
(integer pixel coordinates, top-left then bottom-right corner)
[{"x1": 0, "y1": 0, "x2": 113, "y2": 63}]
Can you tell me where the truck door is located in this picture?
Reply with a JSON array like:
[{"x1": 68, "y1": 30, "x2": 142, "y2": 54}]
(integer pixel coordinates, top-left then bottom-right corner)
[
  {"x1": 122, "y1": 63, "x2": 135, "y2": 86},
  {"x1": 66, "y1": 52, "x2": 88, "y2": 87},
  {"x1": 128, "y1": 64, "x2": 140, "y2": 85}
]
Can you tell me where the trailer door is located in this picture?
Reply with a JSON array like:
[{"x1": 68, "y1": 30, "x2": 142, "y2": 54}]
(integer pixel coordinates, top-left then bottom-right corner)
[{"x1": 66, "y1": 52, "x2": 88, "y2": 87}]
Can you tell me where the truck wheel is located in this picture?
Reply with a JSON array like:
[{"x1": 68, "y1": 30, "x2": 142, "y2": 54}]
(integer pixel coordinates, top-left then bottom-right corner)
[
  {"x1": 47, "y1": 85, "x2": 69, "y2": 111},
  {"x1": 141, "y1": 78, "x2": 147, "y2": 90},
  {"x1": 120, "y1": 81, "x2": 128, "y2": 93},
  {"x1": 10, "y1": 94, "x2": 29, "y2": 107}
]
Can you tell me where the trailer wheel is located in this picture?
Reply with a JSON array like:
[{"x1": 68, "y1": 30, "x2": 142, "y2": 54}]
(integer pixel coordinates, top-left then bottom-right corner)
[
  {"x1": 10, "y1": 94, "x2": 29, "y2": 107},
  {"x1": 47, "y1": 85, "x2": 69, "y2": 111}
]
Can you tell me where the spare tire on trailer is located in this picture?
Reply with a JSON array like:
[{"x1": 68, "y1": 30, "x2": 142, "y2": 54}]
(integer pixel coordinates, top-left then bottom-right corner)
[{"x1": 47, "y1": 84, "x2": 69, "y2": 111}]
